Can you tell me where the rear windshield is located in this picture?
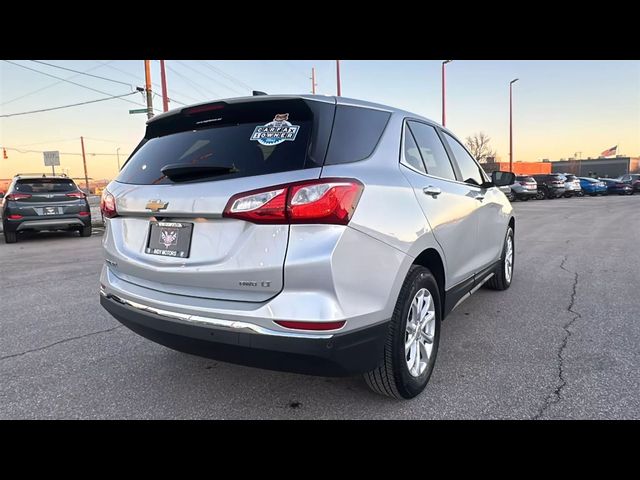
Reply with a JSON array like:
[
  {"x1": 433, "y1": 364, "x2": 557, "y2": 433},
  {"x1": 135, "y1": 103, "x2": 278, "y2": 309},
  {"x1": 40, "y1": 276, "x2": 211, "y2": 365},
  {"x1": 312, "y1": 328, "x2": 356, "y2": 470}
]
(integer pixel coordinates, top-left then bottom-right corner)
[
  {"x1": 14, "y1": 179, "x2": 76, "y2": 193},
  {"x1": 117, "y1": 98, "x2": 334, "y2": 185},
  {"x1": 565, "y1": 175, "x2": 576, "y2": 180},
  {"x1": 517, "y1": 176, "x2": 534, "y2": 182}
]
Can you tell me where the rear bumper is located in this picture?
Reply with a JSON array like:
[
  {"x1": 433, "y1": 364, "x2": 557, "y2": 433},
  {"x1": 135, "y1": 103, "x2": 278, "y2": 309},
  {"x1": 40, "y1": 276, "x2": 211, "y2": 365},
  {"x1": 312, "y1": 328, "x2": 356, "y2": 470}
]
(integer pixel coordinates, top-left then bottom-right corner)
[
  {"x1": 3, "y1": 215, "x2": 91, "y2": 233},
  {"x1": 515, "y1": 190, "x2": 537, "y2": 197},
  {"x1": 100, "y1": 292, "x2": 389, "y2": 376}
]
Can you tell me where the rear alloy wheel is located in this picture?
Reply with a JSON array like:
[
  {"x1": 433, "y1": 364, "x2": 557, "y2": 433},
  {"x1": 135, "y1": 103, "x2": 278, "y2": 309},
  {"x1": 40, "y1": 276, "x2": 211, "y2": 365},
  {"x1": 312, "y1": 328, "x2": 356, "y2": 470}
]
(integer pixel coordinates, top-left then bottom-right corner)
[
  {"x1": 536, "y1": 190, "x2": 546, "y2": 200},
  {"x1": 79, "y1": 226, "x2": 92, "y2": 237},
  {"x1": 486, "y1": 226, "x2": 514, "y2": 291},
  {"x1": 365, "y1": 266, "x2": 441, "y2": 399},
  {"x1": 4, "y1": 231, "x2": 17, "y2": 244}
]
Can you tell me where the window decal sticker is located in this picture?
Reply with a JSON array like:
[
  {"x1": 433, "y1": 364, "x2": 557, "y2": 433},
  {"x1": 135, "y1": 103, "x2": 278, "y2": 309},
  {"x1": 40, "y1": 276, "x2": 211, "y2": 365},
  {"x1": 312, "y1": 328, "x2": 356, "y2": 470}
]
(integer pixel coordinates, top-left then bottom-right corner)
[{"x1": 250, "y1": 113, "x2": 300, "y2": 146}]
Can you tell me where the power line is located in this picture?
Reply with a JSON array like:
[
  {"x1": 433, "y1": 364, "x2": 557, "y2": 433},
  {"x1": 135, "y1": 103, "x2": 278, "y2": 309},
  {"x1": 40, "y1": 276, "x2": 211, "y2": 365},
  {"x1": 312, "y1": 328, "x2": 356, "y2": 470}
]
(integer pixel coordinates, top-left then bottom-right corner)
[
  {"x1": 3, "y1": 146, "x2": 130, "y2": 157},
  {"x1": 30, "y1": 60, "x2": 135, "y2": 88},
  {"x1": 1, "y1": 61, "x2": 116, "y2": 107},
  {"x1": 153, "y1": 91, "x2": 187, "y2": 106},
  {"x1": 98, "y1": 61, "x2": 202, "y2": 105},
  {"x1": 82, "y1": 136, "x2": 126, "y2": 144},
  {"x1": 2, "y1": 60, "x2": 161, "y2": 112},
  {"x1": 201, "y1": 61, "x2": 253, "y2": 92},
  {"x1": 0, "y1": 92, "x2": 139, "y2": 118},
  {"x1": 166, "y1": 65, "x2": 214, "y2": 101},
  {"x1": 14, "y1": 138, "x2": 82, "y2": 147},
  {"x1": 173, "y1": 61, "x2": 223, "y2": 98},
  {"x1": 195, "y1": 61, "x2": 247, "y2": 95}
]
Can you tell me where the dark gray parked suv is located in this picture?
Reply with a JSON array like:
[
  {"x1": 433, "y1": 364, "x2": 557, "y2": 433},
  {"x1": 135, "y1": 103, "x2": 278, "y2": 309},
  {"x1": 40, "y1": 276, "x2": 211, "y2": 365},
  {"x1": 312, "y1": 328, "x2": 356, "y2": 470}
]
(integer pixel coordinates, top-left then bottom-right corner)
[{"x1": 1, "y1": 174, "x2": 92, "y2": 243}]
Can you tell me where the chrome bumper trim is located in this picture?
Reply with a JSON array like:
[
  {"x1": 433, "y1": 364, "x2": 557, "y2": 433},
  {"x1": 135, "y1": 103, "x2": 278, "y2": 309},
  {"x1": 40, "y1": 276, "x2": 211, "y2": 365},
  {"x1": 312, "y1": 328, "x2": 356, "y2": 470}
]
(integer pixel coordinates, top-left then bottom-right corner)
[{"x1": 100, "y1": 289, "x2": 334, "y2": 340}]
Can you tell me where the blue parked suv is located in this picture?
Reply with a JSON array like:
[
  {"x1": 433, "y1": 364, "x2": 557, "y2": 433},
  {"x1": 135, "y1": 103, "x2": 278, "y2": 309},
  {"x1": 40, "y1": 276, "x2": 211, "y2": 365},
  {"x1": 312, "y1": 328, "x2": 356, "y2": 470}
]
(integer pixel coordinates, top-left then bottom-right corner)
[{"x1": 578, "y1": 177, "x2": 607, "y2": 196}]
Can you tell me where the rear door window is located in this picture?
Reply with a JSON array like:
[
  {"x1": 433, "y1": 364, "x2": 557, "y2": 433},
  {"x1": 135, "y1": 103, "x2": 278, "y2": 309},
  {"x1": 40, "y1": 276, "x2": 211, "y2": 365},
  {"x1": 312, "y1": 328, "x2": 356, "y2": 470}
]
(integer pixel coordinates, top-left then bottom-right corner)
[
  {"x1": 118, "y1": 99, "x2": 334, "y2": 185},
  {"x1": 441, "y1": 131, "x2": 486, "y2": 186},
  {"x1": 324, "y1": 105, "x2": 391, "y2": 165},
  {"x1": 402, "y1": 124, "x2": 427, "y2": 173},
  {"x1": 406, "y1": 121, "x2": 456, "y2": 181}
]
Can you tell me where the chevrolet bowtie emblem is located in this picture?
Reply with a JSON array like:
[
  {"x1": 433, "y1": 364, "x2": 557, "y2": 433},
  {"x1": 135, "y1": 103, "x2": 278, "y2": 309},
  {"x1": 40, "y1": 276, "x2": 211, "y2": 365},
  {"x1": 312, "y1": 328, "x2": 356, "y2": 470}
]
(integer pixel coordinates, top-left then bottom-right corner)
[{"x1": 146, "y1": 200, "x2": 169, "y2": 212}]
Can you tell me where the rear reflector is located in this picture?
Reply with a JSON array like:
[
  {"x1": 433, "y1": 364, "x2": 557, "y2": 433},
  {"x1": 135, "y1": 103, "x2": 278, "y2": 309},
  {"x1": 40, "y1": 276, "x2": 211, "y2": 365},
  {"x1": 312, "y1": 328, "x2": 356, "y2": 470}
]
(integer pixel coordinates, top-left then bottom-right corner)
[
  {"x1": 79, "y1": 211, "x2": 90, "y2": 216},
  {"x1": 223, "y1": 178, "x2": 364, "y2": 225},
  {"x1": 7, "y1": 214, "x2": 23, "y2": 220},
  {"x1": 275, "y1": 320, "x2": 346, "y2": 331},
  {"x1": 5, "y1": 193, "x2": 31, "y2": 201}
]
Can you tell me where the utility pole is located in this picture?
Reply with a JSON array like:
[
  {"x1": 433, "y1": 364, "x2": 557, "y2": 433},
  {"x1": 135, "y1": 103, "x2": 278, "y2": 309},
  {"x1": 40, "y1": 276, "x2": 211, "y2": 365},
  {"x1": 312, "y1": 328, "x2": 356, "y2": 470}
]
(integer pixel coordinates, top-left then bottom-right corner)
[
  {"x1": 144, "y1": 60, "x2": 154, "y2": 119},
  {"x1": 116, "y1": 147, "x2": 121, "y2": 171},
  {"x1": 509, "y1": 78, "x2": 519, "y2": 173},
  {"x1": 442, "y1": 60, "x2": 452, "y2": 127},
  {"x1": 336, "y1": 60, "x2": 341, "y2": 96},
  {"x1": 160, "y1": 60, "x2": 170, "y2": 112},
  {"x1": 80, "y1": 136, "x2": 89, "y2": 194},
  {"x1": 311, "y1": 67, "x2": 317, "y2": 94}
]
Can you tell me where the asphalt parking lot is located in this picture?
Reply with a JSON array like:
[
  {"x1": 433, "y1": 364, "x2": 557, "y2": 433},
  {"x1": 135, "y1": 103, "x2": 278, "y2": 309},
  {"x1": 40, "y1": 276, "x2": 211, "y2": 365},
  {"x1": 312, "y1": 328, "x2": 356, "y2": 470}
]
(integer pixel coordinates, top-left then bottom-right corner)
[{"x1": 1, "y1": 195, "x2": 639, "y2": 419}]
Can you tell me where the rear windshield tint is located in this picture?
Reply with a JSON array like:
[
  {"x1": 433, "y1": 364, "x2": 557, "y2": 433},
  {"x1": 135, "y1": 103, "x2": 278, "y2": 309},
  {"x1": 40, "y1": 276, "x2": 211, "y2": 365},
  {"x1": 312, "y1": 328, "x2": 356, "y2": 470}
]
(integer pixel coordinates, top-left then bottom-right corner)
[
  {"x1": 15, "y1": 179, "x2": 77, "y2": 193},
  {"x1": 117, "y1": 99, "x2": 334, "y2": 185},
  {"x1": 324, "y1": 105, "x2": 391, "y2": 165},
  {"x1": 517, "y1": 176, "x2": 534, "y2": 182}
]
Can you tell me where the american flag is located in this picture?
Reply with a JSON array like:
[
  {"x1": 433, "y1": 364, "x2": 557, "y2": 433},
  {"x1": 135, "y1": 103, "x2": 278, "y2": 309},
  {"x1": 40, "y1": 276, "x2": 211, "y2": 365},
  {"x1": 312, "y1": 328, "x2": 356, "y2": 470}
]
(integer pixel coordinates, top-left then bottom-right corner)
[{"x1": 601, "y1": 145, "x2": 617, "y2": 157}]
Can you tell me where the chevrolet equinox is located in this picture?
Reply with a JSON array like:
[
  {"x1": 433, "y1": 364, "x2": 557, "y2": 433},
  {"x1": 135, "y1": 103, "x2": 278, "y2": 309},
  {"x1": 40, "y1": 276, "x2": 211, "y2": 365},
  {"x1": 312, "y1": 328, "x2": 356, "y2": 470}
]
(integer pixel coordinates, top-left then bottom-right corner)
[{"x1": 99, "y1": 95, "x2": 515, "y2": 399}]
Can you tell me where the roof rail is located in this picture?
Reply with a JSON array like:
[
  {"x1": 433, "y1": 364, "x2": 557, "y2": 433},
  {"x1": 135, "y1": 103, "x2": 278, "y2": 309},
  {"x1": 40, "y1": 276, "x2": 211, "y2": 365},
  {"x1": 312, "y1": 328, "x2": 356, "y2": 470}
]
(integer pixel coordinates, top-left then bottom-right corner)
[{"x1": 14, "y1": 172, "x2": 69, "y2": 178}]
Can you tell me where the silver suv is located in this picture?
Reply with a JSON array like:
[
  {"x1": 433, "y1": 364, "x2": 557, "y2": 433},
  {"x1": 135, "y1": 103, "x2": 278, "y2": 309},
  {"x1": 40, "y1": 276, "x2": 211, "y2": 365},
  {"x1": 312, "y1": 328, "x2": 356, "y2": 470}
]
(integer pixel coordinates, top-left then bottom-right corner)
[{"x1": 99, "y1": 95, "x2": 516, "y2": 399}]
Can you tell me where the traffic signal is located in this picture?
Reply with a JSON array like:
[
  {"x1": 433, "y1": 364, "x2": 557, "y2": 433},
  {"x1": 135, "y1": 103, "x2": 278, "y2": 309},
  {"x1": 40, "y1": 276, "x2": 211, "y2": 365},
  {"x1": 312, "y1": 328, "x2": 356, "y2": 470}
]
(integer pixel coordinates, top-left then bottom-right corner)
[{"x1": 2, "y1": 148, "x2": 7, "y2": 159}]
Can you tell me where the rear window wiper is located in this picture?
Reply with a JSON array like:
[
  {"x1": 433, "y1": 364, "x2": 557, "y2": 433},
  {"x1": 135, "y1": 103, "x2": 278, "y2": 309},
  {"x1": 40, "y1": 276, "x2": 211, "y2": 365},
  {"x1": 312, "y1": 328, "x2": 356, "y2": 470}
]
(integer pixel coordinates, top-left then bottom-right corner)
[{"x1": 160, "y1": 163, "x2": 238, "y2": 182}]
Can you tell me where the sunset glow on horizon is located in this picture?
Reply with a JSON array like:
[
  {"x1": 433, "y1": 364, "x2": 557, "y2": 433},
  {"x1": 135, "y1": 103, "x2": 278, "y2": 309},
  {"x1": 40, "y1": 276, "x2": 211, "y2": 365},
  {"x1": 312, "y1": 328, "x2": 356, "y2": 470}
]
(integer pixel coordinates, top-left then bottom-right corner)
[{"x1": 1, "y1": 60, "x2": 638, "y2": 182}]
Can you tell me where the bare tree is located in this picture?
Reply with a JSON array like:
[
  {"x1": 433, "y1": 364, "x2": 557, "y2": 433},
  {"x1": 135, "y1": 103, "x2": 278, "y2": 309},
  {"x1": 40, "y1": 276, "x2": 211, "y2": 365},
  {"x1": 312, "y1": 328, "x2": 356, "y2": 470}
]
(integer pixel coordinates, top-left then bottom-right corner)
[{"x1": 465, "y1": 132, "x2": 497, "y2": 163}]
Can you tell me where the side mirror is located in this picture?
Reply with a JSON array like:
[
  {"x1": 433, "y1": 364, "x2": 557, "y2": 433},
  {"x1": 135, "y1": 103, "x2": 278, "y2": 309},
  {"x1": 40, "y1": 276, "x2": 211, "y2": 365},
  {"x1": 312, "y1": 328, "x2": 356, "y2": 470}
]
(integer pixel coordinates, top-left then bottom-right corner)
[{"x1": 492, "y1": 171, "x2": 516, "y2": 187}]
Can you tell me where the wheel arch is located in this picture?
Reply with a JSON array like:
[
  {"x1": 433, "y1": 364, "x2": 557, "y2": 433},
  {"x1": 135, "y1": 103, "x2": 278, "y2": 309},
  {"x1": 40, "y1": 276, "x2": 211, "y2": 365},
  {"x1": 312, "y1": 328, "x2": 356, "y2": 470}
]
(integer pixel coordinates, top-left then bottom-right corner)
[{"x1": 412, "y1": 248, "x2": 446, "y2": 319}]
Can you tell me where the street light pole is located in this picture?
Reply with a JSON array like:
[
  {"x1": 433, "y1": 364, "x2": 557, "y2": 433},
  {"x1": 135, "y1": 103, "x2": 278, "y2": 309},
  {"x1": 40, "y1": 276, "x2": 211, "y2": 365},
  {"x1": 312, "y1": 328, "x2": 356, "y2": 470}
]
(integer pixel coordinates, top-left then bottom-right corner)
[
  {"x1": 336, "y1": 60, "x2": 341, "y2": 96},
  {"x1": 509, "y1": 78, "x2": 519, "y2": 173},
  {"x1": 442, "y1": 60, "x2": 452, "y2": 127},
  {"x1": 116, "y1": 147, "x2": 121, "y2": 171}
]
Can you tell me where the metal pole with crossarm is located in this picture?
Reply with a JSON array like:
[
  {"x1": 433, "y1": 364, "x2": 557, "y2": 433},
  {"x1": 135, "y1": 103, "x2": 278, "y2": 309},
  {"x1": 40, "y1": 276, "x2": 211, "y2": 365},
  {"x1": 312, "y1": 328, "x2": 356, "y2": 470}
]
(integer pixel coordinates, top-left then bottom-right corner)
[
  {"x1": 442, "y1": 60, "x2": 452, "y2": 127},
  {"x1": 509, "y1": 78, "x2": 519, "y2": 173}
]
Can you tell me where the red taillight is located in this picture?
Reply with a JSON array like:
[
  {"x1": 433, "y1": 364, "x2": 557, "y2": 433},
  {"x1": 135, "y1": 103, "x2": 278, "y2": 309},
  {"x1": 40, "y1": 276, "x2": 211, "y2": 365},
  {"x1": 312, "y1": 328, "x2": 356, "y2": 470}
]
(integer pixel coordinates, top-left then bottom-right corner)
[
  {"x1": 78, "y1": 211, "x2": 90, "y2": 216},
  {"x1": 66, "y1": 192, "x2": 86, "y2": 199},
  {"x1": 7, "y1": 214, "x2": 23, "y2": 220},
  {"x1": 223, "y1": 179, "x2": 364, "y2": 225},
  {"x1": 275, "y1": 320, "x2": 346, "y2": 331},
  {"x1": 6, "y1": 193, "x2": 31, "y2": 201},
  {"x1": 100, "y1": 189, "x2": 118, "y2": 218}
]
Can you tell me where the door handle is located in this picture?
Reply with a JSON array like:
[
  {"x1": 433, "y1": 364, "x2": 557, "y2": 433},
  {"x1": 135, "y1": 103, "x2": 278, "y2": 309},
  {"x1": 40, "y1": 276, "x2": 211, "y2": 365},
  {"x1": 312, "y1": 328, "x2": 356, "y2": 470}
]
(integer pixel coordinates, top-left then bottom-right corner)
[
  {"x1": 474, "y1": 195, "x2": 485, "y2": 202},
  {"x1": 423, "y1": 186, "x2": 442, "y2": 197}
]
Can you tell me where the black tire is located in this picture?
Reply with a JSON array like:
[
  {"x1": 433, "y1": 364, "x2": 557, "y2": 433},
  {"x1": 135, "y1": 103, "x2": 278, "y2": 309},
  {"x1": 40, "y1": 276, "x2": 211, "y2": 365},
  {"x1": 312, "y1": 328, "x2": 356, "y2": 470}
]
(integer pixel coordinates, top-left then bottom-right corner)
[
  {"x1": 4, "y1": 231, "x2": 17, "y2": 243},
  {"x1": 364, "y1": 265, "x2": 441, "y2": 399},
  {"x1": 79, "y1": 226, "x2": 92, "y2": 237},
  {"x1": 486, "y1": 226, "x2": 514, "y2": 291}
]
